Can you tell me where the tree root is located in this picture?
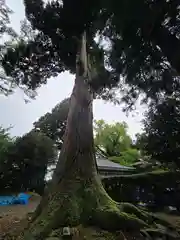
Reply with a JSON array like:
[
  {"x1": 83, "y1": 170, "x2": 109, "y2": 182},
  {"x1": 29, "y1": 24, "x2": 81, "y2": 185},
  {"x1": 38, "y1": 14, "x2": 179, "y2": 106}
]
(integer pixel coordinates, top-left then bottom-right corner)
[
  {"x1": 20, "y1": 178, "x2": 180, "y2": 240},
  {"x1": 141, "y1": 228, "x2": 180, "y2": 240},
  {"x1": 92, "y1": 204, "x2": 180, "y2": 239}
]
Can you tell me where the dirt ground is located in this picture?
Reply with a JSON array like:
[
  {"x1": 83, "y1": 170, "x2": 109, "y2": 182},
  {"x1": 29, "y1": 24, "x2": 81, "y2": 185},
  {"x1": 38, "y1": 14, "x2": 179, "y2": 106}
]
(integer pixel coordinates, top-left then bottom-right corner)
[
  {"x1": 0, "y1": 196, "x2": 40, "y2": 239},
  {"x1": 0, "y1": 196, "x2": 180, "y2": 239}
]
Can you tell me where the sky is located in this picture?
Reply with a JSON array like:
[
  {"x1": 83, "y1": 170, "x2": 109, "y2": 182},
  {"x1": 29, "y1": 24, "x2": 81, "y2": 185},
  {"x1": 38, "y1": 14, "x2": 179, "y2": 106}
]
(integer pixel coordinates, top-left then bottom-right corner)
[{"x1": 0, "y1": 0, "x2": 146, "y2": 139}]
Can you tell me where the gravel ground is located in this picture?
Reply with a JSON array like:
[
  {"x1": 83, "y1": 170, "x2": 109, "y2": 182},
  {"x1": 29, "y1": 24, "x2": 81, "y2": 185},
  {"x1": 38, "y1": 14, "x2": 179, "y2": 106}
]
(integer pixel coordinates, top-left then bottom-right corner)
[{"x1": 0, "y1": 197, "x2": 40, "y2": 239}]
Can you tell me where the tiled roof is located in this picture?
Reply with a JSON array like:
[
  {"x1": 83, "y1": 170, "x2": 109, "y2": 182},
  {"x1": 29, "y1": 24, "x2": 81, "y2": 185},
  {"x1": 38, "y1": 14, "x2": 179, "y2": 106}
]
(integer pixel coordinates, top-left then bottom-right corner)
[{"x1": 96, "y1": 157, "x2": 134, "y2": 171}]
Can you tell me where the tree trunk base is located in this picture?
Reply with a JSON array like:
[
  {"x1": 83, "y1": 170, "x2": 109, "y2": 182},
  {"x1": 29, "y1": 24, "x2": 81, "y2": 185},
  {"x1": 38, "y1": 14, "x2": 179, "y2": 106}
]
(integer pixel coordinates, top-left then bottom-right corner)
[{"x1": 21, "y1": 177, "x2": 179, "y2": 240}]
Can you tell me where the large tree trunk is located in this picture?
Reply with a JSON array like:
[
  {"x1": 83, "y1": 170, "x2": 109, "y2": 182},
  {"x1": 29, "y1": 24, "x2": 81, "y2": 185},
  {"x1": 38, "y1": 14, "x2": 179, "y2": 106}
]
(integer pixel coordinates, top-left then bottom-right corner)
[
  {"x1": 22, "y1": 33, "x2": 179, "y2": 240},
  {"x1": 26, "y1": 79, "x2": 147, "y2": 239},
  {"x1": 51, "y1": 79, "x2": 96, "y2": 185}
]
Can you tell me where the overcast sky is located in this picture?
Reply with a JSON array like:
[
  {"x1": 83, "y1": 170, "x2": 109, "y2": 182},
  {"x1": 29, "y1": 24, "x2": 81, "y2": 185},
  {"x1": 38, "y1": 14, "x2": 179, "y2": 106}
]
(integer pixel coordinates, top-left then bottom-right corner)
[{"x1": 0, "y1": 0, "x2": 146, "y2": 138}]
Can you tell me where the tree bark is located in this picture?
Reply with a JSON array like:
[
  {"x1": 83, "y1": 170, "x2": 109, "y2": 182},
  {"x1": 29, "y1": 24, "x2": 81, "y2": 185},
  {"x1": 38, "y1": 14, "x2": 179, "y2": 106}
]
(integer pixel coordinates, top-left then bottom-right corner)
[
  {"x1": 26, "y1": 76, "x2": 148, "y2": 239},
  {"x1": 22, "y1": 33, "x2": 180, "y2": 240},
  {"x1": 51, "y1": 77, "x2": 96, "y2": 185}
]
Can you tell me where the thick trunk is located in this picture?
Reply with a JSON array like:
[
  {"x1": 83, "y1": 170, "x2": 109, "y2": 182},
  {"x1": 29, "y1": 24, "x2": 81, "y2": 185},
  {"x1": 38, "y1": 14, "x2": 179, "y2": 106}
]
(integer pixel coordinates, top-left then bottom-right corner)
[
  {"x1": 32, "y1": 74, "x2": 98, "y2": 223},
  {"x1": 151, "y1": 25, "x2": 180, "y2": 74},
  {"x1": 51, "y1": 77, "x2": 97, "y2": 185},
  {"x1": 25, "y1": 76, "x2": 149, "y2": 239},
  {"x1": 25, "y1": 74, "x2": 127, "y2": 239},
  {"x1": 22, "y1": 33, "x2": 179, "y2": 240}
]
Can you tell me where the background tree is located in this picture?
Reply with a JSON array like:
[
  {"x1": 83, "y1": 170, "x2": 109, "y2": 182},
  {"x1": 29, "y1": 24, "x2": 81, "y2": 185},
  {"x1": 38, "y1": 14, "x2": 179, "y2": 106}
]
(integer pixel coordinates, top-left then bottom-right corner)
[
  {"x1": 140, "y1": 95, "x2": 180, "y2": 170},
  {"x1": 0, "y1": 0, "x2": 18, "y2": 95},
  {"x1": 0, "y1": 0, "x2": 16, "y2": 39},
  {"x1": 94, "y1": 120, "x2": 132, "y2": 155},
  {"x1": 33, "y1": 98, "x2": 69, "y2": 149},
  {"x1": 0, "y1": 131, "x2": 57, "y2": 194},
  {"x1": 94, "y1": 120, "x2": 140, "y2": 166},
  {"x1": 1, "y1": 0, "x2": 180, "y2": 238},
  {"x1": 109, "y1": 149, "x2": 140, "y2": 167},
  {"x1": 0, "y1": 126, "x2": 14, "y2": 171}
]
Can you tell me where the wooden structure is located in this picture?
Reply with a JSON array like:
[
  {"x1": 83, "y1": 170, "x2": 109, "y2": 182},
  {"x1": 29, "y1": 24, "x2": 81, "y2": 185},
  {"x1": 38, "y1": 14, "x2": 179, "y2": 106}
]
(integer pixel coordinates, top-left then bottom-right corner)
[{"x1": 96, "y1": 156, "x2": 135, "y2": 178}]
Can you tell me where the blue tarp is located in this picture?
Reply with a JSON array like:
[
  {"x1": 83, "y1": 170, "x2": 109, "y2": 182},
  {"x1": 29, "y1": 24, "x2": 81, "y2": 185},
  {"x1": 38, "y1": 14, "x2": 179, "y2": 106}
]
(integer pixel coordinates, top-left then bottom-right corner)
[{"x1": 0, "y1": 193, "x2": 30, "y2": 206}]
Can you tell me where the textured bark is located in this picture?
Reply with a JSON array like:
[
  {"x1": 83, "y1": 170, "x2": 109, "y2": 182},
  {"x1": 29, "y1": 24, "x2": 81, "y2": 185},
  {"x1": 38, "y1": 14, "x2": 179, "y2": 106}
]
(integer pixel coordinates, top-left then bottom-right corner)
[
  {"x1": 24, "y1": 82, "x2": 179, "y2": 240},
  {"x1": 21, "y1": 33, "x2": 180, "y2": 240},
  {"x1": 51, "y1": 77, "x2": 96, "y2": 185},
  {"x1": 31, "y1": 73, "x2": 97, "y2": 221}
]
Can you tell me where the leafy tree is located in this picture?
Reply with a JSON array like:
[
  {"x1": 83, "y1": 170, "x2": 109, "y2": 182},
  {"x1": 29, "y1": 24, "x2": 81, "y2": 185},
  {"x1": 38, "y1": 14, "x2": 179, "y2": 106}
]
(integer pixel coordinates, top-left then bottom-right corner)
[
  {"x1": 104, "y1": 0, "x2": 180, "y2": 107},
  {"x1": 94, "y1": 120, "x2": 130, "y2": 153},
  {"x1": 35, "y1": 107, "x2": 139, "y2": 167},
  {"x1": 134, "y1": 132, "x2": 150, "y2": 159},
  {"x1": 1, "y1": 0, "x2": 179, "y2": 238},
  {"x1": 1, "y1": 131, "x2": 57, "y2": 194},
  {"x1": 0, "y1": 126, "x2": 15, "y2": 192},
  {"x1": 0, "y1": 126, "x2": 13, "y2": 168},
  {"x1": 109, "y1": 149, "x2": 140, "y2": 167},
  {"x1": 33, "y1": 98, "x2": 69, "y2": 149},
  {"x1": 141, "y1": 95, "x2": 180, "y2": 170},
  {"x1": 0, "y1": 0, "x2": 16, "y2": 38},
  {"x1": 0, "y1": 0, "x2": 17, "y2": 95},
  {"x1": 94, "y1": 120, "x2": 140, "y2": 166}
]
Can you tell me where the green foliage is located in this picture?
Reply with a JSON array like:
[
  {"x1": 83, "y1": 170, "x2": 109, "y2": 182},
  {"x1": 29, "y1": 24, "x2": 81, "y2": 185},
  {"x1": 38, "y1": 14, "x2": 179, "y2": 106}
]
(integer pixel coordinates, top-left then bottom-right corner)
[
  {"x1": 0, "y1": 0, "x2": 16, "y2": 39},
  {"x1": 33, "y1": 98, "x2": 69, "y2": 149},
  {"x1": 1, "y1": 0, "x2": 119, "y2": 101},
  {"x1": 34, "y1": 102, "x2": 139, "y2": 166},
  {"x1": 140, "y1": 95, "x2": 180, "y2": 170},
  {"x1": 0, "y1": 126, "x2": 13, "y2": 167},
  {"x1": 109, "y1": 148, "x2": 140, "y2": 166},
  {"x1": 11, "y1": 131, "x2": 57, "y2": 167},
  {"x1": 94, "y1": 120, "x2": 140, "y2": 166},
  {"x1": 0, "y1": 0, "x2": 18, "y2": 95},
  {"x1": 34, "y1": 103, "x2": 139, "y2": 167},
  {"x1": 0, "y1": 130, "x2": 57, "y2": 194},
  {"x1": 94, "y1": 120, "x2": 132, "y2": 156},
  {"x1": 103, "y1": 0, "x2": 180, "y2": 107},
  {"x1": 1, "y1": 0, "x2": 179, "y2": 106}
]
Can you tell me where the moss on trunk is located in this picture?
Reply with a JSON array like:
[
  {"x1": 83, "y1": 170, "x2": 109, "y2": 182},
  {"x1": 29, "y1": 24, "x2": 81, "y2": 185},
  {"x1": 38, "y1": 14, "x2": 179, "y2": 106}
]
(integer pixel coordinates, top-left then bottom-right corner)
[
  {"x1": 19, "y1": 34, "x2": 180, "y2": 240},
  {"x1": 21, "y1": 175, "x2": 179, "y2": 239}
]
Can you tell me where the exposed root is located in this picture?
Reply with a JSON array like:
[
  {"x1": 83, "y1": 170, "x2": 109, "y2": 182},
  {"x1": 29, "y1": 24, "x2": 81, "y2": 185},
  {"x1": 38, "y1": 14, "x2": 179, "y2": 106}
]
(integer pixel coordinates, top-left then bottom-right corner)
[
  {"x1": 141, "y1": 228, "x2": 180, "y2": 239},
  {"x1": 92, "y1": 205, "x2": 148, "y2": 231},
  {"x1": 92, "y1": 204, "x2": 180, "y2": 239},
  {"x1": 20, "y1": 177, "x2": 180, "y2": 239}
]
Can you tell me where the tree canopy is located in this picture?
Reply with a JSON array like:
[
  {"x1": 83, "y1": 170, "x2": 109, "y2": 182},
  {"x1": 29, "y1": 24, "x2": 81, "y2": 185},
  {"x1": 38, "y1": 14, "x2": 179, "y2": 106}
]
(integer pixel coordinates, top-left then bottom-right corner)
[
  {"x1": 94, "y1": 120, "x2": 140, "y2": 166},
  {"x1": 109, "y1": 149, "x2": 140, "y2": 167},
  {"x1": 0, "y1": 126, "x2": 14, "y2": 168},
  {"x1": 0, "y1": 0, "x2": 18, "y2": 95},
  {"x1": 140, "y1": 95, "x2": 180, "y2": 170},
  {"x1": 1, "y1": 0, "x2": 180, "y2": 238},
  {"x1": 0, "y1": 130, "x2": 57, "y2": 194},
  {"x1": 94, "y1": 120, "x2": 132, "y2": 156},
  {"x1": 105, "y1": 0, "x2": 180, "y2": 105},
  {"x1": 1, "y1": 0, "x2": 119, "y2": 102},
  {"x1": 33, "y1": 98, "x2": 69, "y2": 149},
  {"x1": 1, "y1": 0, "x2": 180, "y2": 105}
]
